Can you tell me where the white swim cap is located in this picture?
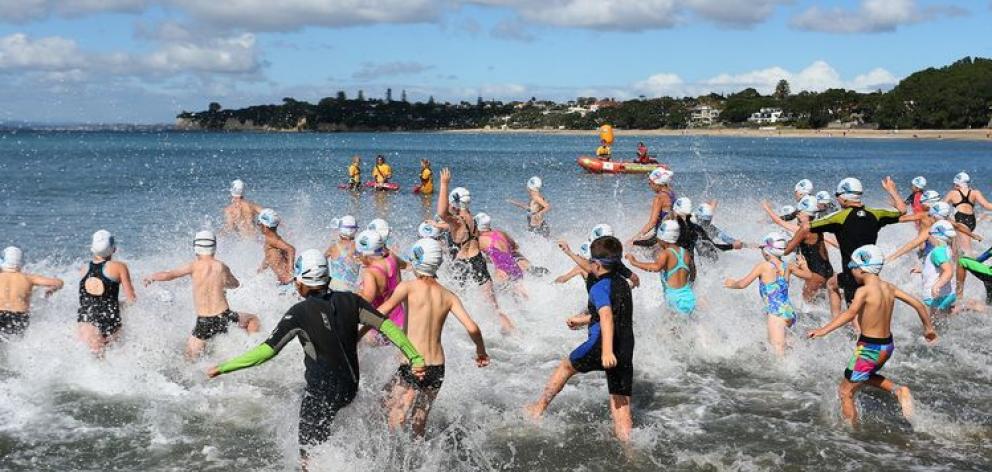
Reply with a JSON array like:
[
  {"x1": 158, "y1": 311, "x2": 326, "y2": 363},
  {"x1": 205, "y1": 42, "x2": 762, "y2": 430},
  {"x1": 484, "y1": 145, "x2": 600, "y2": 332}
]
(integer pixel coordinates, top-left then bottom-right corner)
[
  {"x1": 929, "y1": 220, "x2": 956, "y2": 242},
  {"x1": 928, "y1": 201, "x2": 952, "y2": 220},
  {"x1": 779, "y1": 205, "x2": 797, "y2": 218},
  {"x1": 578, "y1": 240, "x2": 592, "y2": 259},
  {"x1": 761, "y1": 232, "x2": 788, "y2": 257},
  {"x1": 954, "y1": 172, "x2": 970, "y2": 188},
  {"x1": 193, "y1": 230, "x2": 216, "y2": 256},
  {"x1": 797, "y1": 195, "x2": 818, "y2": 216},
  {"x1": 794, "y1": 179, "x2": 814, "y2": 196},
  {"x1": 848, "y1": 245, "x2": 885, "y2": 274},
  {"x1": 658, "y1": 220, "x2": 680, "y2": 244},
  {"x1": 835, "y1": 177, "x2": 864, "y2": 202},
  {"x1": 355, "y1": 230, "x2": 385, "y2": 256},
  {"x1": 335, "y1": 215, "x2": 358, "y2": 238},
  {"x1": 91, "y1": 230, "x2": 116, "y2": 257},
  {"x1": 673, "y1": 197, "x2": 693, "y2": 216},
  {"x1": 230, "y1": 179, "x2": 245, "y2": 197},
  {"x1": 527, "y1": 176, "x2": 542, "y2": 191},
  {"x1": 648, "y1": 168, "x2": 673, "y2": 185},
  {"x1": 449, "y1": 187, "x2": 471, "y2": 209},
  {"x1": 409, "y1": 238, "x2": 444, "y2": 277},
  {"x1": 257, "y1": 209, "x2": 280, "y2": 228},
  {"x1": 294, "y1": 249, "x2": 329, "y2": 287},
  {"x1": 367, "y1": 218, "x2": 390, "y2": 241},
  {"x1": 474, "y1": 212, "x2": 492, "y2": 232},
  {"x1": 911, "y1": 176, "x2": 927, "y2": 190},
  {"x1": 1, "y1": 246, "x2": 23, "y2": 271},
  {"x1": 418, "y1": 222, "x2": 440, "y2": 239},
  {"x1": 920, "y1": 190, "x2": 941, "y2": 207},
  {"x1": 589, "y1": 224, "x2": 614, "y2": 240},
  {"x1": 815, "y1": 191, "x2": 832, "y2": 205},
  {"x1": 694, "y1": 203, "x2": 714, "y2": 222}
]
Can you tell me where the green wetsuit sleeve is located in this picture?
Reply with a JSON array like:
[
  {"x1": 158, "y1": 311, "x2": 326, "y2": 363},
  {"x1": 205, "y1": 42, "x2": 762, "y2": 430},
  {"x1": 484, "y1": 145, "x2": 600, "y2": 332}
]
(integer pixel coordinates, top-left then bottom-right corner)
[
  {"x1": 216, "y1": 343, "x2": 277, "y2": 374},
  {"x1": 378, "y1": 319, "x2": 426, "y2": 369},
  {"x1": 809, "y1": 208, "x2": 847, "y2": 234},
  {"x1": 869, "y1": 208, "x2": 903, "y2": 226}
]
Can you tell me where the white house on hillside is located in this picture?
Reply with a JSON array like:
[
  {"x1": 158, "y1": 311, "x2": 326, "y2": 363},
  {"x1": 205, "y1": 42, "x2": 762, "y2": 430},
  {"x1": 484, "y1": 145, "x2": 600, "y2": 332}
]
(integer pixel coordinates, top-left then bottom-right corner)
[
  {"x1": 690, "y1": 105, "x2": 721, "y2": 126},
  {"x1": 748, "y1": 108, "x2": 784, "y2": 124}
]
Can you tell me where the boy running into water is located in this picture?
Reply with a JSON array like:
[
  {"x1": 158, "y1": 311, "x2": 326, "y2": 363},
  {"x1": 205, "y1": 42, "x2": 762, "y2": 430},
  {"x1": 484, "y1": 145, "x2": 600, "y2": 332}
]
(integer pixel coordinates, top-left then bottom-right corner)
[
  {"x1": 78, "y1": 230, "x2": 137, "y2": 355},
  {"x1": 0, "y1": 246, "x2": 64, "y2": 339},
  {"x1": 376, "y1": 238, "x2": 489, "y2": 437},
  {"x1": 527, "y1": 236, "x2": 635, "y2": 442},
  {"x1": 208, "y1": 250, "x2": 426, "y2": 470},
  {"x1": 808, "y1": 244, "x2": 937, "y2": 426},
  {"x1": 626, "y1": 220, "x2": 696, "y2": 316},
  {"x1": 143, "y1": 231, "x2": 261, "y2": 358},
  {"x1": 223, "y1": 179, "x2": 263, "y2": 237},
  {"x1": 508, "y1": 176, "x2": 551, "y2": 237},
  {"x1": 347, "y1": 156, "x2": 362, "y2": 191},
  {"x1": 256, "y1": 209, "x2": 296, "y2": 286},
  {"x1": 724, "y1": 232, "x2": 811, "y2": 356}
]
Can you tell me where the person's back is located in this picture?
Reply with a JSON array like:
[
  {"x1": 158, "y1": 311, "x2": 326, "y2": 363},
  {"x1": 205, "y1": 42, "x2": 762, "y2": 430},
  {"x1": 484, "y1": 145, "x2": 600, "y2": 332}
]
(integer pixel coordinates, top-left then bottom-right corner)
[
  {"x1": 190, "y1": 258, "x2": 231, "y2": 316},
  {"x1": 401, "y1": 277, "x2": 451, "y2": 365},
  {"x1": 0, "y1": 272, "x2": 33, "y2": 313},
  {"x1": 662, "y1": 248, "x2": 691, "y2": 289},
  {"x1": 855, "y1": 277, "x2": 895, "y2": 339}
]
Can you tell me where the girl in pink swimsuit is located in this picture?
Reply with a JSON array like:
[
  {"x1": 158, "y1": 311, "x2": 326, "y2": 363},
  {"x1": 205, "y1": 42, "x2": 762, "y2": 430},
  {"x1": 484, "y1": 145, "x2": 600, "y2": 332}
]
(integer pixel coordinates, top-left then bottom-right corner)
[{"x1": 355, "y1": 229, "x2": 406, "y2": 344}]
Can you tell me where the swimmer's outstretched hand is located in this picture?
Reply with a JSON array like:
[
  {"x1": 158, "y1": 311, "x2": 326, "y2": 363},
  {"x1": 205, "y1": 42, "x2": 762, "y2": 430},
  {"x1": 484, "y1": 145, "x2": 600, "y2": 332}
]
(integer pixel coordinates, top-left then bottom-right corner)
[
  {"x1": 601, "y1": 352, "x2": 617, "y2": 369},
  {"x1": 440, "y1": 168, "x2": 452, "y2": 184},
  {"x1": 475, "y1": 353, "x2": 490, "y2": 367},
  {"x1": 723, "y1": 278, "x2": 737, "y2": 288},
  {"x1": 881, "y1": 176, "x2": 897, "y2": 192},
  {"x1": 923, "y1": 328, "x2": 938, "y2": 343},
  {"x1": 806, "y1": 328, "x2": 825, "y2": 339},
  {"x1": 206, "y1": 367, "x2": 221, "y2": 379}
]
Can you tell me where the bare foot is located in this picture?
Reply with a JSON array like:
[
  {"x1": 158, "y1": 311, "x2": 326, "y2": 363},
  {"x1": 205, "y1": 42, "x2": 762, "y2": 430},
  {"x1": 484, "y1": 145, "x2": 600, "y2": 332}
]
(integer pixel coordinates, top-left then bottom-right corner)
[
  {"x1": 895, "y1": 386, "x2": 914, "y2": 420},
  {"x1": 524, "y1": 403, "x2": 544, "y2": 421}
]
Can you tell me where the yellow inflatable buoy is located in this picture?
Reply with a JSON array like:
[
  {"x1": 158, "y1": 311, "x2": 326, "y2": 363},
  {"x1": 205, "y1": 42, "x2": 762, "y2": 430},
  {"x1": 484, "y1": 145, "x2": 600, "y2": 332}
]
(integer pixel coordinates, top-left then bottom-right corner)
[{"x1": 599, "y1": 124, "x2": 614, "y2": 145}]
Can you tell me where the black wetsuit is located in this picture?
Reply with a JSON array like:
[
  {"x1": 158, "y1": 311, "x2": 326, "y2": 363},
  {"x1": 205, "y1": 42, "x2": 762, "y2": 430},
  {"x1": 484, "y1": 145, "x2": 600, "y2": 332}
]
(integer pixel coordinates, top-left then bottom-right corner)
[
  {"x1": 569, "y1": 271, "x2": 635, "y2": 396},
  {"x1": 810, "y1": 207, "x2": 901, "y2": 303},
  {"x1": 77, "y1": 261, "x2": 122, "y2": 337},
  {"x1": 953, "y1": 188, "x2": 977, "y2": 231},
  {"x1": 695, "y1": 220, "x2": 736, "y2": 261}
]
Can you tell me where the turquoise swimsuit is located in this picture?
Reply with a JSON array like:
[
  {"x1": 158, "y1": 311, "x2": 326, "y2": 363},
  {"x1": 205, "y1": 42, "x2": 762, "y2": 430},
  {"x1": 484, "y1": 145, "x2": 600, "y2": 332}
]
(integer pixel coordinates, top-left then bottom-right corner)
[
  {"x1": 758, "y1": 259, "x2": 796, "y2": 326},
  {"x1": 661, "y1": 247, "x2": 696, "y2": 316}
]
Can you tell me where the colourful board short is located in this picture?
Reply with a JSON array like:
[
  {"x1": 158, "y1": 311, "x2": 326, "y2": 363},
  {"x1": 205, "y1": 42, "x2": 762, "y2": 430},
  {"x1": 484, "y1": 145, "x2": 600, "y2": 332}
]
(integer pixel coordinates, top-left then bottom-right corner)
[{"x1": 844, "y1": 335, "x2": 894, "y2": 382}]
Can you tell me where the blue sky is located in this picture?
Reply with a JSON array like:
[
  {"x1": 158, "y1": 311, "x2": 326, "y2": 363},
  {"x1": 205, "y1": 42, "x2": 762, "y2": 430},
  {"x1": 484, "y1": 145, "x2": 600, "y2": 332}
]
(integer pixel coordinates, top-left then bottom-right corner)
[{"x1": 0, "y1": 0, "x2": 988, "y2": 123}]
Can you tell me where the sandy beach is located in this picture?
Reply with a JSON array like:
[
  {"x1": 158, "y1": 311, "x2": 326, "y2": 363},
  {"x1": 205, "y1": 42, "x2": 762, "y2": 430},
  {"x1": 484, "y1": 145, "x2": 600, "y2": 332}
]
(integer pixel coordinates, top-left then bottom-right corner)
[{"x1": 446, "y1": 127, "x2": 992, "y2": 142}]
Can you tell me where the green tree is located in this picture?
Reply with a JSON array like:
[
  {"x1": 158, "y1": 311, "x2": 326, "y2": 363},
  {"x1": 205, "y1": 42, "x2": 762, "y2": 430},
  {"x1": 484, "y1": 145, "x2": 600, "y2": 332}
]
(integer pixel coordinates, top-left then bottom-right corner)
[{"x1": 774, "y1": 80, "x2": 791, "y2": 100}]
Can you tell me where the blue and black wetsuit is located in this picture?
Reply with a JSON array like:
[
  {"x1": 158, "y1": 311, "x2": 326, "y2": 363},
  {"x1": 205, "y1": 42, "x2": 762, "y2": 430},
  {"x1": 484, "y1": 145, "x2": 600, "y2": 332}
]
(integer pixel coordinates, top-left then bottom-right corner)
[{"x1": 570, "y1": 271, "x2": 635, "y2": 396}]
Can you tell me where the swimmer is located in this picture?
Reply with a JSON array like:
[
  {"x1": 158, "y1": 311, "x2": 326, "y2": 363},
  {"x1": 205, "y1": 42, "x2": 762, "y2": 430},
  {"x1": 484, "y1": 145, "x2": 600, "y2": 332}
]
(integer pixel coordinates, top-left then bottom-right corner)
[
  {"x1": 791, "y1": 177, "x2": 906, "y2": 317},
  {"x1": 436, "y1": 168, "x2": 514, "y2": 332},
  {"x1": 475, "y1": 213, "x2": 528, "y2": 298},
  {"x1": 808, "y1": 244, "x2": 937, "y2": 427},
  {"x1": 632, "y1": 168, "x2": 675, "y2": 246},
  {"x1": 943, "y1": 172, "x2": 992, "y2": 255},
  {"x1": 355, "y1": 230, "x2": 407, "y2": 343},
  {"x1": 377, "y1": 238, "x2": 489, "y2": 437},
  {"x1": 815, "y1": 190, "x2": 838, "y2": 218},
  {"x1": 526, "y1": 236, "x2": 634, "y2": 443},
  {"x1": 78, "y1": 230, "x2": 137, "y2": 355},
  {"x1": 905, "y1": 176, "x2": 928, "y2": 221},
  {"x1": 367, "y1": 218, "x2": 406, "y2": 265},
  {"x1": 554, "y1": 224, "x2": 639, "y2": 289},
  {"x1": 144, "y1": 231, "x2": 261, "y2": 359},
  {"x1": 223, "y1": 179, "x2": 263, "y2": 236},
  {"x1": 256, "y1": 209, "x2": 296, "y2": 285},
  {"x1": 0, "y1": 246, "x2": 64, "y2": 339},
  {"x1": 724, "y1": 232, "x2": 810, "y2": 356},
  {"x1": 768, "y1": 196, "x2": 836, "y2": 302},
  {"x1": 885, "y1": 202, "x2": 979, "y2": 266},
  {"x1": 794, "y1": 179, "x2": 814, "y2": 201},
  {"x1": 917, "y1": 221, "x2": 958, "y2": 315},
  {"x1": 626, "y1": 220, "x2": 696, "y2": 316},
  {"x1": 347, "y1": 155, "x2": 362, "y2": 191},
  {"x1": 324, "y1": 215, "x2": 361, "y2": 293},
  {"x1": 208, "y1": 249, "x2": 426, "y2": 469},
  {"x1": 508, "y1": 176, "x2": 551, "y2": 238},
  {"x1": 693, "y1": 202, "x2": 746, "y2": 262},
  {"x1": 671, "y1": 197, "x2": 702, "y2": 277}
]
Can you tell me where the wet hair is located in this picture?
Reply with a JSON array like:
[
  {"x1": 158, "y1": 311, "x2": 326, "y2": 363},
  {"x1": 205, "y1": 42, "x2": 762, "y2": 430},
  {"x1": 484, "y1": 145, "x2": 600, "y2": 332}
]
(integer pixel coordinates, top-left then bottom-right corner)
[{"x1": 590, "y1": 236, "x2": 623, "y2": 269}]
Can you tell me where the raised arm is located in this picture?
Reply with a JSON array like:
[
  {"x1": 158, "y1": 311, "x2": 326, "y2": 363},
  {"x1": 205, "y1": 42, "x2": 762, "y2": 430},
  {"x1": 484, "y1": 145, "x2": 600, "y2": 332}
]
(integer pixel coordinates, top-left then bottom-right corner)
[
  {"x1": 506, "y1": 199, "x2": 530, "y2": 211},
  {"x1": 437, "y1": 168, "x2": 454, "y2": 223},
  {"x1": 449, "y1": 294, "x2": 489, "y2": 366},
  {"x1": 558, "y1": 240, "x2": 594, "y2": 273},
  {"x1": 882, "y1": 177, "x2": 907, "y2": 214},
  {"x1": 223, "y1": 265, "x2": 240, "y2": 289},
  {"x1": 624, "y1": 250, "x2": 666, "y2": 273},
  {"x1": 762, "y1": 200, "x2": 799, "y2": 233},
  {"x1": 723, "y1": 262, "x2": 763, "y2": 289},
  {"x1": 893, "y1": 286, "x2": 937, "y2": 342},
  {"x1": 885, "y1": 230, "x2": 928, "y2": 262}
]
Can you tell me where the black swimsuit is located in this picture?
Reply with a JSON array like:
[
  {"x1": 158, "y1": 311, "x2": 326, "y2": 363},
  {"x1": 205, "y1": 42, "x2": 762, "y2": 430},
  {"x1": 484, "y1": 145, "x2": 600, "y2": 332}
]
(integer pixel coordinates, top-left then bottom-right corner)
[
  {"x1": 799, "y1": 237, "x2": 834, "y2": 279},
  {"x1": 451, "y1": 214, "x2": 492, "y2": 286},
  {"x1": 953, "y1": 188, "x2": 977, "y2": 231},
  {"x1": 78, "y1": 261, "x2": 122, "y2": 337}
]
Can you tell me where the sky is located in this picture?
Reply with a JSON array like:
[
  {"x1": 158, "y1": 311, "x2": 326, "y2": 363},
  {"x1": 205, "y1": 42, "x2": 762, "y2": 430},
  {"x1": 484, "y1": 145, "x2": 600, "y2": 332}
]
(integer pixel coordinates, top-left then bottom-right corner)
[{"x1": 0, "y1": 0, "x2": 988, "y2": 124}]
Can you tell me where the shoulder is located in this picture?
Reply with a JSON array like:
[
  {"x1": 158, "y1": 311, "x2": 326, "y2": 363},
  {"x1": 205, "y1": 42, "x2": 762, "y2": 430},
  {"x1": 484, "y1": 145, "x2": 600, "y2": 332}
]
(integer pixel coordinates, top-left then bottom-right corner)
[{"x1": 811, "y1": 208, "x2": 849, "y2": 226}]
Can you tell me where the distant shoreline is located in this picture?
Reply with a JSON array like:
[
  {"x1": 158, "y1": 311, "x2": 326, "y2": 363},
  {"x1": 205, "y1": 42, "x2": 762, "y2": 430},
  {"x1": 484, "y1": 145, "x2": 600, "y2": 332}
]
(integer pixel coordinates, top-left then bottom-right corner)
[{"x1": 442, "y1": 127, "x2": 992, "y2": 142}]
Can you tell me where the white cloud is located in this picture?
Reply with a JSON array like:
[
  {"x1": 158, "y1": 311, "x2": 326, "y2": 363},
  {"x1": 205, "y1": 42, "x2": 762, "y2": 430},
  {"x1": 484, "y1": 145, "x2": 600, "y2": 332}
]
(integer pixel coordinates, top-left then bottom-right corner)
[
  {"x1": 0, "y1": 33, "x2": 85, "y2": 70},
  {"x1": 792, "y1": 0, "x2": 967, "y2": 33},
  {"x1": 351, "y1": 61, "x2": 434, "y2": 81},
  {"x1": 0, "y1": 0, "x2": 147, "y2": 22},
  {"x1": 684, "y1": 0, "x2": 791, "y2": 27},
  {"x1": 633, "y1": 61, "x2": 899, "y2": 97},
  {"x1": 171, "y1": 0, "x2": 445, "y2": 31},
  {"x1": 137, "y1": 34, "x2": 260, "y2": 74}
]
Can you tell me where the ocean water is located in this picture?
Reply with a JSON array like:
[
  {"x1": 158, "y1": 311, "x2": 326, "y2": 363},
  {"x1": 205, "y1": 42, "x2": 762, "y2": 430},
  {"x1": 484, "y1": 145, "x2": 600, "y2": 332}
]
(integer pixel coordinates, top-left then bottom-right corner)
[{"x1": 1, "y1": 131, "x2": 990, "y2": 471}]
